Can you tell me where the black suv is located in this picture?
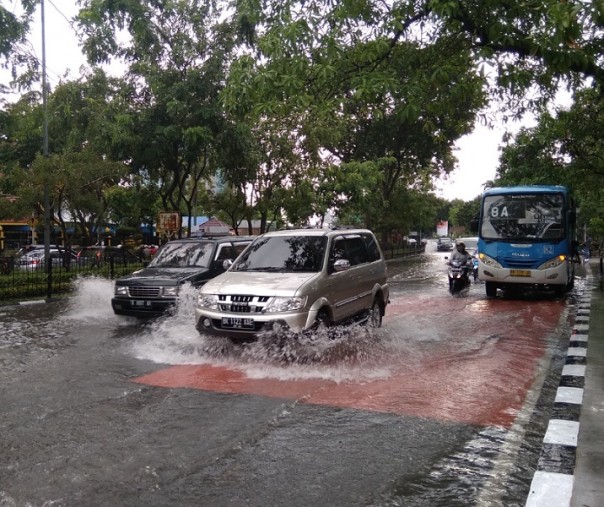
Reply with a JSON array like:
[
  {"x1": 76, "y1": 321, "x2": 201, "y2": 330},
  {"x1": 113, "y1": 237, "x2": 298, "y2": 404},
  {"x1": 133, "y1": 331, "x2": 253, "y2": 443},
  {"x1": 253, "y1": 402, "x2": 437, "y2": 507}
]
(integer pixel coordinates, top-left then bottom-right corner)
[{"x1": 111, "y1": 236, "x2": 254, "y2": 317}]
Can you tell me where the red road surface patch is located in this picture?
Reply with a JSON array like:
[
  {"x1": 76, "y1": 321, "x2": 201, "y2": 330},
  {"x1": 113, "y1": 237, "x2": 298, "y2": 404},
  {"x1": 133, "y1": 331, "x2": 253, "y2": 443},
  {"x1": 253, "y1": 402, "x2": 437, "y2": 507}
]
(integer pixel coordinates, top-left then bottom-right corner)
[{"x1": 134, "y1": 296, "x2": 566, "y2": 428}]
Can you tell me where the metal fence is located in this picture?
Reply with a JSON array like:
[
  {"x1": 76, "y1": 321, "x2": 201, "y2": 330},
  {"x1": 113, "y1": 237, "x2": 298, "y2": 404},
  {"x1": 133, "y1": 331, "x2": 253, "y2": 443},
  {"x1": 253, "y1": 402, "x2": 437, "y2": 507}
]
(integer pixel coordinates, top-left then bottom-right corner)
[
  {"x1": 381, "y1": 243, "x2": 426, "y2": 260},
  {"x1": 0, "y1": 254, "x2": 145, "y2": 303}
]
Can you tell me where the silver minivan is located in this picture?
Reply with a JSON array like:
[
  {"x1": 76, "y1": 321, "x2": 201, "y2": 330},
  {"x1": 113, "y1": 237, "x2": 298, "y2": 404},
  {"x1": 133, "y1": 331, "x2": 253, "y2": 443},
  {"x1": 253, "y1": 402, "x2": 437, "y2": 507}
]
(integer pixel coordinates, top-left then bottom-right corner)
[{"x1": 195, "y1": 228, "x2": 390, "y2": 339}]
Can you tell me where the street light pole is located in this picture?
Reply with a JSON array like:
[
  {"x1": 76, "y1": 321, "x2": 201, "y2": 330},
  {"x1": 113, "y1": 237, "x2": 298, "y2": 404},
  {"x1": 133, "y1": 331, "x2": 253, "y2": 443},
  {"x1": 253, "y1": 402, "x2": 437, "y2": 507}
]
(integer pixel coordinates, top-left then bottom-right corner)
[{"x1": 41, "y1": 0, "x2": 52, "y2": 299}]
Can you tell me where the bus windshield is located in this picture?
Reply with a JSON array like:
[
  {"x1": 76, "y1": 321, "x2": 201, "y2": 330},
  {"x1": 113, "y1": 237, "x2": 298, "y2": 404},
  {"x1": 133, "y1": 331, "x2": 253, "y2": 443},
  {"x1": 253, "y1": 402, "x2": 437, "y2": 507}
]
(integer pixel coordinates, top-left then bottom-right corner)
[{"x1": 480, "y1": 193, "x2": 565, "y2": 241}]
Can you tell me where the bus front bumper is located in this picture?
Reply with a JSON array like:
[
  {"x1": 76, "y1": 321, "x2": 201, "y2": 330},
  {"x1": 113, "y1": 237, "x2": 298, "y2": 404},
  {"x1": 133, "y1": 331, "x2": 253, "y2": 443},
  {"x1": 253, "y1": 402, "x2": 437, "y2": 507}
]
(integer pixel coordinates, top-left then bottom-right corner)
[{"x1": 478, "y1": 262, "x2": 569, "y2": 286}]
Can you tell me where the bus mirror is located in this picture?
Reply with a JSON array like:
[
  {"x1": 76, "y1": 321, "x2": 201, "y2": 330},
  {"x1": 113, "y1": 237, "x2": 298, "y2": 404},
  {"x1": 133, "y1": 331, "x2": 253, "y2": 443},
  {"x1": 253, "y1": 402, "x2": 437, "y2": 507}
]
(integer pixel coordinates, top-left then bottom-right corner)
[
  {"x1": 568, "y1": 210, "x2": 576, "y2": 226},
  {"x1": 470, "y1": 217, "x2": 479, "y2": 234}
]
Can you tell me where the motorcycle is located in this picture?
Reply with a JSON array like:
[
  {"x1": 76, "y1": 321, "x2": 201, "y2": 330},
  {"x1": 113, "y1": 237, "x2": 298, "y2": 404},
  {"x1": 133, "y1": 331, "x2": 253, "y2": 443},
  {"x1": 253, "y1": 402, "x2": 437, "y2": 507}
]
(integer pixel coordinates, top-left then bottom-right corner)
[
  {"x1": 471, "y1": 254, "x2": 479, "y2": 282},
  {"x1": 447, "y1": 258, "x2": 471, "y2": 295}
]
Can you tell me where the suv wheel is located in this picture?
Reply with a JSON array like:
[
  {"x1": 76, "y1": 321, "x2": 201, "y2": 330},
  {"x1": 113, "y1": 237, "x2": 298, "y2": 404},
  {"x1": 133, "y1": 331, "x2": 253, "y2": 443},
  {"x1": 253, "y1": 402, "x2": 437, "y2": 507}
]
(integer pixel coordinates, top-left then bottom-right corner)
[{"x1": 365, "y1": 299, "x2": 383, "y2": 328}]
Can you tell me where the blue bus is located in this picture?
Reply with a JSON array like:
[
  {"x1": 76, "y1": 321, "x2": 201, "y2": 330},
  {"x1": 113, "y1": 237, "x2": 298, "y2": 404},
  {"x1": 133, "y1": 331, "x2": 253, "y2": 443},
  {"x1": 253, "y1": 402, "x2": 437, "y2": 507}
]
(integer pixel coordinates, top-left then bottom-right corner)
[{"x1": 476, "y1": 185, "x2": 576, "y2": 298}]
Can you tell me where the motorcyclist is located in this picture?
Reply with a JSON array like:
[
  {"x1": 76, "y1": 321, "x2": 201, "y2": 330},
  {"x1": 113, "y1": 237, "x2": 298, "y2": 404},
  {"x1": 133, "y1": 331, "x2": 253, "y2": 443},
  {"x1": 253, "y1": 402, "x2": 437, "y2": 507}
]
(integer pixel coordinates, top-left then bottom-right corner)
[
  {"x1": 447, "y1": 241, "x2": 473, "y2": 293},
  {"x1": 448, "y1": 241, "x2": 473, "y2": 266}
]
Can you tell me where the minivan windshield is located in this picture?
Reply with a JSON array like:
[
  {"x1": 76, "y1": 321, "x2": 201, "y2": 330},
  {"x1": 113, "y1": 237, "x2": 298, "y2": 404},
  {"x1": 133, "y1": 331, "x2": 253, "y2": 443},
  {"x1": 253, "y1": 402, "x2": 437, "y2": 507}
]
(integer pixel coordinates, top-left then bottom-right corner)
[
  {"x1": 233, "y1": 236, "x2": 327, "y2": 272},
  {"x1": 148, "y1": 242, "x2": 214, "y2": 268}
]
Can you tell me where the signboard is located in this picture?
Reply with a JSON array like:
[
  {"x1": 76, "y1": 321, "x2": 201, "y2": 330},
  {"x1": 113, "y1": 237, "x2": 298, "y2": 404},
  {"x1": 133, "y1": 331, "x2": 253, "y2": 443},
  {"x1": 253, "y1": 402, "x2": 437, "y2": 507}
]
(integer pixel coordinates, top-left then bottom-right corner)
[{"x1": 157, "y1": 212, "x2": 180, "y2": 233}]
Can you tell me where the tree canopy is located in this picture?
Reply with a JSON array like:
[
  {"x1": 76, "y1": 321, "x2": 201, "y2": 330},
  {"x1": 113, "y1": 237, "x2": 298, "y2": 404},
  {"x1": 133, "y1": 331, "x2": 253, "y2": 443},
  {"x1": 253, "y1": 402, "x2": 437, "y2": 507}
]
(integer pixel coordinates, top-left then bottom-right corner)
[
  {"x1": 1, "y1": 0, "x2": 604, "y2": 246},
  {"x1": 497, "y1": 88, "x2": 604, "y2": 239}
]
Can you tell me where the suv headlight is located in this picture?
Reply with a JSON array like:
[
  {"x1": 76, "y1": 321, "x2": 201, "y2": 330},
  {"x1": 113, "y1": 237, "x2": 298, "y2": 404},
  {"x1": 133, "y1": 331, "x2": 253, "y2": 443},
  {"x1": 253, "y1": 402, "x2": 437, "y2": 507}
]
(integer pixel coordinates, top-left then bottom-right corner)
[
  {"x1": 478, "y1": 252, "x2": 502, "y2": 269},
  {"x1": 265, "y1": 296, "x2": 307, "y2": 313},
  {"x1": 198, "y1": 294, "x2": 219, "y2": 309},
  {"x1": 538, "y1": 255, "x2": 567, "y2": 270},
  {"x1": 115, "y1": 286, "x2": 128, "y2": 295},
  {"x1": 162, "y1": 286, "x2": 179, "y2": 297}
]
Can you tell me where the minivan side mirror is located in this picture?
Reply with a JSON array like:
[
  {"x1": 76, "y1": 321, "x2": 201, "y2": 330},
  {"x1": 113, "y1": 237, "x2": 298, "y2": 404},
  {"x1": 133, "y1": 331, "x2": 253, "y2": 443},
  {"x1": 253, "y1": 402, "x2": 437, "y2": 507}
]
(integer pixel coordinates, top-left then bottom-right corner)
[{"x1": 333, "y1": 259, "x2": 351, "y2": 272}]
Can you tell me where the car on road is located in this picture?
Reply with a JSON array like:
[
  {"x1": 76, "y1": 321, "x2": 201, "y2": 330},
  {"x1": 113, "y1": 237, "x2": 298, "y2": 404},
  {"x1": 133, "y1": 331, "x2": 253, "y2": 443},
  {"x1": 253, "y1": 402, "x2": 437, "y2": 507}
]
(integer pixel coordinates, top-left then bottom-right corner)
[
  {"x1": 436, "y1": 237, "x2": 454, "y2": 251},
  {"x1": 16, "y1": 248, "x2": 78, "y2": 271},
  {"x1": 111, "y1": 236, "x2": 254, "y2": 317},
  {"x1": 16, "y1": 244, "x2": 63, "y2": 257},
  {"x1": 195, "y1": 228, "x2": 390, "y2": 339}
]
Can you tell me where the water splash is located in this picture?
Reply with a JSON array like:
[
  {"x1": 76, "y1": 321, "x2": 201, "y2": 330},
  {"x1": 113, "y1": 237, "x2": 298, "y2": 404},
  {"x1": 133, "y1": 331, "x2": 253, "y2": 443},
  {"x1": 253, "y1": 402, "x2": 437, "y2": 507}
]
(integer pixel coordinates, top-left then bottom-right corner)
[
  {"x1": 111, "y1": 282, "x2": 422, "y2": 382},
  {"x1": 61, "y1": 277, "x2": 123, "y2": 323}
]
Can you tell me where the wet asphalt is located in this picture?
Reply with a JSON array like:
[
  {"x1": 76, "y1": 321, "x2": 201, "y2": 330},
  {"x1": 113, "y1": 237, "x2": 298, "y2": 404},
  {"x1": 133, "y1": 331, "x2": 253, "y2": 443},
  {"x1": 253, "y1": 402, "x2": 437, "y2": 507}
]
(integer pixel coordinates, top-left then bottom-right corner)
[{"x1": 0, "y1": 247, "x2": 596, "y2": 506}]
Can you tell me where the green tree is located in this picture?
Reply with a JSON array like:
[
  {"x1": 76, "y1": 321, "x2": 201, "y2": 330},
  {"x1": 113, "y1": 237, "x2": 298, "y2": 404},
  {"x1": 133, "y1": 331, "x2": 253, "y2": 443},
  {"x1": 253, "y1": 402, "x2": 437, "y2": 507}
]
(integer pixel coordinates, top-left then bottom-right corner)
[
  {"x1": 76, "y1": 0, "x2": 239, "y2": 237},
  {"x1": 497, "y1": 88, "x2": 604, "y2": 240},
  {"x1": 229, "y1": 0, "x2": 604, "y2": 119},
  {"x1": 223, "y1": 3, "x2": 487, "y2": 236},
  {"x1": 211, "y1": 186, "x2": 250, "y2": 235},
  {"x1": 449, "y1": 197, "x2": 481, "y2": 233},
  {"x1": 0, "y1": 72, "x2": 130, "y2": 245},
  {"x1": 430, "y1": 0, "x2": 604, "y2": 107},
  {"x1": 0, "y1": 0, "x2": 38, "y2": 92}
]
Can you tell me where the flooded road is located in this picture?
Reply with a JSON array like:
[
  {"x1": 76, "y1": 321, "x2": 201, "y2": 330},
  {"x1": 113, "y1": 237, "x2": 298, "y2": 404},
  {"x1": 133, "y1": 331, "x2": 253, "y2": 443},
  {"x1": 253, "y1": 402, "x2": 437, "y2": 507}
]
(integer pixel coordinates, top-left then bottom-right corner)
[{"x1": 0, "y1": 243, "x2": 590, "y2": 506}]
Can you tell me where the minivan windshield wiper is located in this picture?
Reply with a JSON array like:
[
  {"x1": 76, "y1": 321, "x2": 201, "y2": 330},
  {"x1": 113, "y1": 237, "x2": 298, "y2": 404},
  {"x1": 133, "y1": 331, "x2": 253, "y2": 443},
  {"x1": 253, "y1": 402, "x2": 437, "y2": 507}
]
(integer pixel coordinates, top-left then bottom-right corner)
[
  {"x1": 235, "y1": 266, "x2": 287, "y2": 272},
  {"x1": 249, "y1": 266, "x2": 287, "y2": 272}
]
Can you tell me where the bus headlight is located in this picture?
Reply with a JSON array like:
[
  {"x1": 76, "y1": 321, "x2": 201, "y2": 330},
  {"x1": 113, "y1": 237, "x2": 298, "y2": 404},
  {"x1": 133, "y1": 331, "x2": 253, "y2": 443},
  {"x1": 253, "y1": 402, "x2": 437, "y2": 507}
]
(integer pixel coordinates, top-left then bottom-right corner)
[
  {"x1": 478, "y1": 252, "x2": 502, "y2": 269},
  {"x1": 538, "y1": 255, "x2": 567, "y2": 270}
]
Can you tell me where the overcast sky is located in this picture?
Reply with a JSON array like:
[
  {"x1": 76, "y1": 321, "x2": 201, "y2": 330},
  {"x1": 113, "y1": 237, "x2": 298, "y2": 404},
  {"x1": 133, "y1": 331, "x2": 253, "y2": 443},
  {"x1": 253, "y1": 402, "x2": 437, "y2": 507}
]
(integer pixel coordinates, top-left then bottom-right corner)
[{"x1": 19, "y1": 1, "x2": 536, "y2": 203}]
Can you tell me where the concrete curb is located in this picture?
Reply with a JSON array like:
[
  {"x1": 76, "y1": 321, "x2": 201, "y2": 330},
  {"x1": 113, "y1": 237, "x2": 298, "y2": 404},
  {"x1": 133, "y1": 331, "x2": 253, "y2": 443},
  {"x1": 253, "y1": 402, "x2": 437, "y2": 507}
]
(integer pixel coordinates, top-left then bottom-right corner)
[{"x1": 526, "y1": 266, "x2": 596, "y2": 507}]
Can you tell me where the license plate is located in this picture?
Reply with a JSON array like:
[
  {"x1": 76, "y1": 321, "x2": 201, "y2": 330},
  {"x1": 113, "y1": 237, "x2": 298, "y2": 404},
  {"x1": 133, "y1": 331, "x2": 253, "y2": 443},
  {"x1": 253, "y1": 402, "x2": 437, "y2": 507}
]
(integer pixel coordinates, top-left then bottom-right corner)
[
  {"x1": 510, "y1": 269, "x2": 531, "y2": 277},
  {"x1": 222, "y1": 317, "x2": 254, "y2": 330},
  {"x1": 132, "y1": 300, "x2": 152, "y2": 307}
]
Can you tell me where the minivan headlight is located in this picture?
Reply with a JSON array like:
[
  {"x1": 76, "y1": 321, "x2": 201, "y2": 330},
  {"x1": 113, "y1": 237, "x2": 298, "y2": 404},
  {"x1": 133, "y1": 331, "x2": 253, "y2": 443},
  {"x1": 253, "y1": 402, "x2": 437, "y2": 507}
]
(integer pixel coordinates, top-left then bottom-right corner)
[
  {"x1": 198, "y1": 294, "x2": 219, "y2": 309},
  {"x1": 265, "y1": 296, "x2": 307, "y2": 313}
]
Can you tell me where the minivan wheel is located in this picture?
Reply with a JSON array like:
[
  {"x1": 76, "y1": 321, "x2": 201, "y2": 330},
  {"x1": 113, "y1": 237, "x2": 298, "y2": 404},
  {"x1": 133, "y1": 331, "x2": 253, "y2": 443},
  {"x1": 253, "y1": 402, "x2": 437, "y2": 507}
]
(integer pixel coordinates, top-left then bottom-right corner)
[
  {"x1": 311, "y1": 310, "x2": 330, "y2": 331},
  {"x1": 365, "y1": 299, "x2": 383, "y2": 328}
]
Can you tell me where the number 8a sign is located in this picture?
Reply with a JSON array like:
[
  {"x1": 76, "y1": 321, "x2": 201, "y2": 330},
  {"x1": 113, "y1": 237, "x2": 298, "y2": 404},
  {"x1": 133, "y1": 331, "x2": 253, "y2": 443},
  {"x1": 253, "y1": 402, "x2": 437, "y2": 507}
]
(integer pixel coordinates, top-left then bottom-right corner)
[{"x1": 157, "y1": 212, "x2": 180, "y2": 232}]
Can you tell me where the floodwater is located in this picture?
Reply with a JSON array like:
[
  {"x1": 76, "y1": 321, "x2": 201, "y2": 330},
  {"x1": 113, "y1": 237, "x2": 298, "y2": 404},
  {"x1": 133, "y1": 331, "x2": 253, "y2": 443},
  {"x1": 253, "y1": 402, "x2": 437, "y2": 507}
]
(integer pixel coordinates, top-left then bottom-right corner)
[{"x1": 0, "y1": 245, "x2": 589, "y2": 506}]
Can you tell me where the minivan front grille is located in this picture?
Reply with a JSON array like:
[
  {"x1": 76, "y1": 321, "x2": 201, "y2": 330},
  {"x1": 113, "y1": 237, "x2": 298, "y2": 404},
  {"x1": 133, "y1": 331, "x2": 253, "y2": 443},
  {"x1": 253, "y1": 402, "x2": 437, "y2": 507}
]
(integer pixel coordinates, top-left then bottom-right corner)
[
  {"x1": 231, "y1": 295, "x2": 254, "y2": 303},
  {"x1": 218, "y1": 295, "x2": 271, "y2": 313}
]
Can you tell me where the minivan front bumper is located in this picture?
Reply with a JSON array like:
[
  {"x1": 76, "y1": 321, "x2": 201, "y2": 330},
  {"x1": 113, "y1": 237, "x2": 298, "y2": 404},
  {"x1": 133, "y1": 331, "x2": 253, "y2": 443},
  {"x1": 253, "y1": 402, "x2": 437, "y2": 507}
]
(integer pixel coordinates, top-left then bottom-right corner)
[{"x1": 195, "y1": 308, "x2": 317, "y2": 338}]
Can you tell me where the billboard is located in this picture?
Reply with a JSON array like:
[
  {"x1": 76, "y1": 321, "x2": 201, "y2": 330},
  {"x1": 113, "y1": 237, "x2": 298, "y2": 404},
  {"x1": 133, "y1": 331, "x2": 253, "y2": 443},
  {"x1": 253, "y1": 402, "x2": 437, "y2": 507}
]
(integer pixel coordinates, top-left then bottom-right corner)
[{"x1": 436, "y1": 220, "x2": 449, "y2": 237}]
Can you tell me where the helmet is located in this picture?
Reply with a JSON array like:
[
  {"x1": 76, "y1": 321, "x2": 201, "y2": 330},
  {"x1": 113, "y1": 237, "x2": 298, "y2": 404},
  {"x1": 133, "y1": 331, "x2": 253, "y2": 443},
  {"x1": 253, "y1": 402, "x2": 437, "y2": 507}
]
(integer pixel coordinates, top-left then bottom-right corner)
[{"x1": 457, "y1": 242, "x2": 465, "y2": 248}]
